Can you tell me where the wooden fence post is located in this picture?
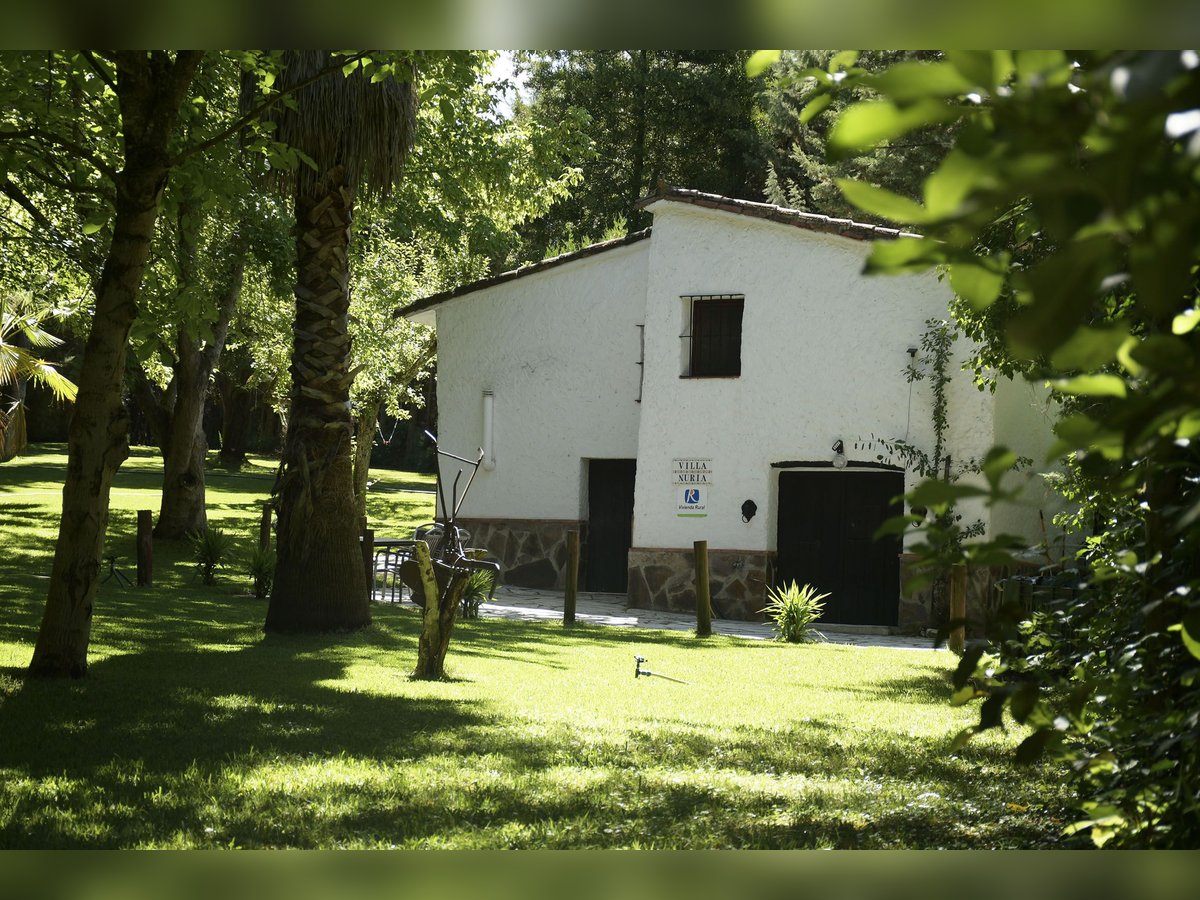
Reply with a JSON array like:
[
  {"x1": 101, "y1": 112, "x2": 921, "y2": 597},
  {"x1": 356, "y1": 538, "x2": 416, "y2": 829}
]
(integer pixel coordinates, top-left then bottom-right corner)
[
  {"x1": 563, "y1": 530, "x2": 580, "y2": 626},
  {"x1": 694, "y1": 539, "x2": 712, "y2": 637},
  {"x1": 136, "y1": 509, "x2": 153, "y2": 586},
  {"x1": 949, "y1": 563, "x2": 968, "y2": 654},
  {"x1": 259, "y1": 503, "x2": 272, "y2": 552}
]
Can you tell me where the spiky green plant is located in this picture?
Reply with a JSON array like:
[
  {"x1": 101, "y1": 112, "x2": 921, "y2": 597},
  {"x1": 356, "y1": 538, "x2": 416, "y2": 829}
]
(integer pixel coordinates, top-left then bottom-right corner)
[
  {"x1": 760, "y1": 581, "x2": 828, "y2": 643},
  {"x1": 248, "y1": 544, "x2": 277, "y2": 599},
  {"x1": 459, "y1": 568, "x2": 495, "y2": 619},
  {"x1": 189, "y1": 528, "x2": 233, "y2": 585}
]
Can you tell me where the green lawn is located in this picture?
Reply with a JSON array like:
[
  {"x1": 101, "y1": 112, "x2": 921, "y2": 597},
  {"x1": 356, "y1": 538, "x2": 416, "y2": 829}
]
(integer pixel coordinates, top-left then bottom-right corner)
[{"x1": 0, "y1": 445, "x2": 1076, "y2": 848}]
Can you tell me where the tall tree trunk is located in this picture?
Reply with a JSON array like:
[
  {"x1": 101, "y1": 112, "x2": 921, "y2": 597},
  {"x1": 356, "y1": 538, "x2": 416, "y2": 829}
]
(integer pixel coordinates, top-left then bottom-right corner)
[
  {"x1": 155, "y1": 239, "x2": 246, "y2": 539},
  {"x1": 266, "y1": 169, "x2": 368, "y2": 632},
  {"x1": 216, "y1": 373, "x2": 254, "y2": 467},
  {"x1": 353, "y1": 397, "x2": 381, "y2": 521},
  {"x1": 29, "y1": 52, "x2": 204, "y2": 678}
]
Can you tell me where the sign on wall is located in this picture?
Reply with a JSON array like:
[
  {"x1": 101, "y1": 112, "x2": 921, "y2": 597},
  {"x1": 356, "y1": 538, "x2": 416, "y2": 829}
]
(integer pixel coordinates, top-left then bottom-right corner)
[{"x1": 673, "y1": 458, "x2": 711, "y2": 517}]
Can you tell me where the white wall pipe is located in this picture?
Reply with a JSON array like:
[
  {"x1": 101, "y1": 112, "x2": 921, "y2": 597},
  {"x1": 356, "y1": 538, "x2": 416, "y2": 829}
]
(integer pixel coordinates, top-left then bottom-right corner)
[{"x1": 482, "y1": 389, "x2": 496, "y2": 470}]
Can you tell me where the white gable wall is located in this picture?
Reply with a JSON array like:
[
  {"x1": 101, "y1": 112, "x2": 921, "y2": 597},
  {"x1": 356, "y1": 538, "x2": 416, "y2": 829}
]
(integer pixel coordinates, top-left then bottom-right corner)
[
  {"x1": 434, "y1": 241, "x2": 648, "y2": 521},
  {"x1": 633, "y1": 201, "x2": 996, "y2": 552}
]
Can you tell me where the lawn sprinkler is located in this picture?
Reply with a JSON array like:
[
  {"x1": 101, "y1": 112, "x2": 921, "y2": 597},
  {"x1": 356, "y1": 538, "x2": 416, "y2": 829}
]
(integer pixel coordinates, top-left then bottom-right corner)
[{"x1": 634, "y1": 655, "x2": 689, "y2": 685}]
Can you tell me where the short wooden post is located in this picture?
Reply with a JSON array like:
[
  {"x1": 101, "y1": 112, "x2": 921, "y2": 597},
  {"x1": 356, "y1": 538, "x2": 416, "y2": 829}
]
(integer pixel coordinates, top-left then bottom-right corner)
[
  {"x1": 361, "y1": 527, "x2": 375, "y2": 600},
  {"x1": 694, "y1": 539, "x2": 712, "y2": 637},
  {"x1": 259, "y1": 503, "x2": 272, "y2": 552},
  {"x1": 949, "y1": 563, "x2": 968, "y2": 654},
  {"x1": 563, "y1": 530, "x2": 580, "y2": 626},
  {"x1": 136, "y1": 509, "x2": 153, "y2": 586}
]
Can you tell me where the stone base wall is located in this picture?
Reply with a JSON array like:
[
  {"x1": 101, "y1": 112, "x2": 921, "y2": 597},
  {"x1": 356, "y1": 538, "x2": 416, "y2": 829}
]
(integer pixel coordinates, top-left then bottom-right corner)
[
  {"x1": 898, "y1": 554, "x2": 1041, "y2": 635},
  {"x1": 456, "y1": 518, "x2": 582, "y2": 590},
  {"x1": 627, "y1": 547, "x2": 774, "y2": 621}
]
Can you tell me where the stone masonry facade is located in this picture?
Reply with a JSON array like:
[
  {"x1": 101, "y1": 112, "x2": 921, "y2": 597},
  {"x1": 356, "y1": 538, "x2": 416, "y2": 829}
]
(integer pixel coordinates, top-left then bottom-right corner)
[
  {"x1": 627, "y1": 547, "x2": 774, "y2": 621},
  {"x1": 456, "y1": 518, "x2": 581, "y2": 590}
]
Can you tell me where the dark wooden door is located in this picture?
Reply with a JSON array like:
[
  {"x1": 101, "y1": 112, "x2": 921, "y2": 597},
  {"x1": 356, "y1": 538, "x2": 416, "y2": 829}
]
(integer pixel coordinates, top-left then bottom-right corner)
[
  {"x1": 587, "y1": 459, "x2": 637, "y2": 592},
  {"x1": 776, "y1": 470, "x2": 903, "y2": 625}
]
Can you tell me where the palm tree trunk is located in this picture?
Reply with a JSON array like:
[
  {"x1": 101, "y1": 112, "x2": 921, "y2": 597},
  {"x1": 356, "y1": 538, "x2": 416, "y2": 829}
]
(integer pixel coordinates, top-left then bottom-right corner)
[
  {"x1": 29, "y1": 51, "x2": 202, "y2": 679},
  {"x1": 266, "y1": 168, "x2": 368, "y2": 632}
]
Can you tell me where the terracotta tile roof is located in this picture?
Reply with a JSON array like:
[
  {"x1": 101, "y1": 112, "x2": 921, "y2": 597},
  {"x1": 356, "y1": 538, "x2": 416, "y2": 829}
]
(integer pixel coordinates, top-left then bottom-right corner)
[
  {"x1": 636, "y1": 184, "x2": 923, "y2": 241},
  {"x1": 397, "y1": 228, "x2": 652, "y2": 320},
  {"x1": 398, "y1": 187, "x2": 921, "y2": 320}
]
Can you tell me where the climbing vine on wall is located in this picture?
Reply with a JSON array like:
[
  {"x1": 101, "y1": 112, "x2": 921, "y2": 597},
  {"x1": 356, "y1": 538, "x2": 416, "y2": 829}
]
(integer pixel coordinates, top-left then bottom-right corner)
[{"x1": 886, "y1": 317, "x2": 957, "y2": 480}]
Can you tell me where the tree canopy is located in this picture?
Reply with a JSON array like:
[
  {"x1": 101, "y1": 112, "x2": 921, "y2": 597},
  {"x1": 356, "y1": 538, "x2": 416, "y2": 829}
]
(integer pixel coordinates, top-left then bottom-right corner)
[{"x1": 772, "y1": 49, "x2": 1200, "y2": 848}]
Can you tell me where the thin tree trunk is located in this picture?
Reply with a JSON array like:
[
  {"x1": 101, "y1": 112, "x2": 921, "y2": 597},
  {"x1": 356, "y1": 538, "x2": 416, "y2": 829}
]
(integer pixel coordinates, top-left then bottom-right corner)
[
  {"x1": 29, "y1": 52, "x2": 203, "y2": 678},
  {"x1": 266, "y1": 169, "x2": 368, "y2": 632},
  {"x1": 129, "y1": 367, "x2": 171, "y2": 454},
  {"x1": 155, "y1": 238, "x2": 246, "y2": 539},
  {"x1": 353, "y1": 397, "x2": 381, "y2": 521},
  {"x1": 216, "y1": 374, "x2": 253, "y2": 467}
]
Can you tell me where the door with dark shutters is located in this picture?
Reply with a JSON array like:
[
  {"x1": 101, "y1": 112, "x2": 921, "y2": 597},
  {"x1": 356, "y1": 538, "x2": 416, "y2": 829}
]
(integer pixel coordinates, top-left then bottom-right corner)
[
  {"x1": 586, "y1": 459, "x2": 637, "y2": 592},
  {"x1": 776, "y1": 470, "x2": 903, "y2": 625}
]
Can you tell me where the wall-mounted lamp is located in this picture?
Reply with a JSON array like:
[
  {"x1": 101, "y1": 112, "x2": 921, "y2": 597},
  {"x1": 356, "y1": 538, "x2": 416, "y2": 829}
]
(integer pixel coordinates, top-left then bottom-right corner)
[
  {"x1": 482, "y1": 390, "x2": 496, "y2": 470},
  {"x1": 741, "y1": 499, "x2": 757, "y2": 523},
  {"x1": 832, "y1": 439, "x2": 848, "y2": 469}
]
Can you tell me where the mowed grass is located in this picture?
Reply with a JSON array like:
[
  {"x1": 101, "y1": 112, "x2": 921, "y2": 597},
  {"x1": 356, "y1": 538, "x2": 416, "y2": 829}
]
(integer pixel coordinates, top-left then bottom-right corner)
[{"x1": 0, "y1": 445, "x2": 1076, "y2": 848}]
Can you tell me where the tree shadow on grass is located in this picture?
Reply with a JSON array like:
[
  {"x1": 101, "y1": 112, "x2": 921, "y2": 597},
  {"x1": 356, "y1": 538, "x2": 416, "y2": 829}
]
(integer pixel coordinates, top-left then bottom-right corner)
[
  {"x1": 0, "y1": 637, "x2": 491, "y2": 847},
  {"x1": 0, "y1": 627, "x2": 1071, "y2": 849}
]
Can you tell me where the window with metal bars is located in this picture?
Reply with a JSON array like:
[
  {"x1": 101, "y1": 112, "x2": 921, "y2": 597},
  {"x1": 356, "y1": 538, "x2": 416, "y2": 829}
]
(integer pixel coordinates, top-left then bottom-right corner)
[{"x1": 684, "y1": 295, "x2": 744, "y2": 377}]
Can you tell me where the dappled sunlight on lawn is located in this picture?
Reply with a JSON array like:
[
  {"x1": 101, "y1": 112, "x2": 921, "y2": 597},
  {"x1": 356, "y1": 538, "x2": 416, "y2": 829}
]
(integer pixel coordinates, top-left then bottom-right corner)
[{"x1": 0, "y1": 444, "x2": 1076, "y2": 847}]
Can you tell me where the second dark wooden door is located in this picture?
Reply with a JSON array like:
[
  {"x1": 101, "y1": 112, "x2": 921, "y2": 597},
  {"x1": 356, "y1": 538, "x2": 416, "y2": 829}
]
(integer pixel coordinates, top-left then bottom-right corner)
[
  {"x1": 776, "y1": 470, "x2": 903, "y2": 626},
  {"x1": 586, "y1": 459, "x2": 637, "y2": 592}
]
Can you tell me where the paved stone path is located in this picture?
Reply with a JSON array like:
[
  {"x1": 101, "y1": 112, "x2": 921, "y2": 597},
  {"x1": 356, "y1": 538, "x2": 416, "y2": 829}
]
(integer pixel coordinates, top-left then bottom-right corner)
[{"x1": 470, "y1": 585, "x2": 941, "y2": 652}]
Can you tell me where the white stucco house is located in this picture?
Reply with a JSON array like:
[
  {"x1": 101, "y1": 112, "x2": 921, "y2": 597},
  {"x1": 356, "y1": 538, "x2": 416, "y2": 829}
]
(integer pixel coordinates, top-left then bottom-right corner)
[{"x1": 401, "y1": 186, "x2": 1057, "y2": 629}]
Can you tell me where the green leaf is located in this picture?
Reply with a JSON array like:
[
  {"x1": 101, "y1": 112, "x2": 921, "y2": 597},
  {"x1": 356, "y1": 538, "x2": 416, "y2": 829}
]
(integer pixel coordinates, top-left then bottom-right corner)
[
  {"x1": 950, "y1": 685, "x2": 980, "y2": 706},
  {"x1": 981, "y1": 446, "x2": 1018, "y2": 490},
  {"x1": 799, "y1": 93, "x2": 832, "y2": 125},
  {"x1": 863, "y1": 236, "x2": 943, "y2": 274},
  {"x1": 745, "y1": 50, "x2": 782, "y2": 78},
  {"x1": 1009, "y1": 682, "x2": 1038, "y2": 723},
  {"x1": 1051, "y1": 374, "x2": 1127, "y2": 398},
  {"x1": 837, "y1": 179, "x2": 928, "y2": 225},
  {"x1": 949, "y1": 727, "x2": 976, "y2": 752},
  {"x1": 1014, "y1": 50, "x2": 1069, "y2": 85},
  {"x1": 949, "y1": 262, "x2": 1005, "y2": 310},
  {"x1": 923, "y1": 149, "x2": 999, "y2": 218},
  {"x1": 1182, "y1": 610, "x2": 1200, "y2": 661},
  {"x1": 1014, "y1": 728, "x2": 1055, "y2": 764},
  {"x1": 1049, "y1": 325, "x2": 1130, "y2": 371},
  {"x1": 1172, "y1": 307, "x2": 1200, "y2": 335},
  {"x1": 828, "y1": 99, "x2": 954, "y2": 157},
  {"x1": 1116, "y1": 335, "x2": 1145, "y2": 376},
  {"x1": 952, "y1": 644, "x2": 985, "y2": 689},
  {"x1": 908, "y1": 478, "x2": 988, "y2": 509},
  {"x1": 828, "y1": 51, "x2": 859, "y2": 73},
  {"x1": 1129, "y1": 334, "x2": 1193, "y2": 373},
  {"x1": 979, "y1": 691, "x2": 1007, "y2": 730},
  {"x1": 871, "y1": 61, "x2": 975, "y2": 103},
  {"x1": 944, "y1": 51, "x2": 1012, "y2": 90}
]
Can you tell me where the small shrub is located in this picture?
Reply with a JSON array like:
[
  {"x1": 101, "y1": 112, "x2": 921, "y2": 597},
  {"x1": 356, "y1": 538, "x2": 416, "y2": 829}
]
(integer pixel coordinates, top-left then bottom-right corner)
[
  {"x1": 189, "y1": 528, "x2": 233, "y2": 585},
  {"x1": 248, "y1": 544, "x2": 276, "y2": 599},
  {"x1": 460, "y1": 568, "x2": 495, "y2": 619},
  {"x1": 760, "y1": 581, "x2": 828, "y2": 643}
]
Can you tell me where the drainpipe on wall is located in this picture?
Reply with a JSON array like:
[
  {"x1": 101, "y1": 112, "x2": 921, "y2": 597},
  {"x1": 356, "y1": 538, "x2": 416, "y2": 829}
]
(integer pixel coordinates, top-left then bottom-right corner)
[{"x1": 482, "y1": 390, "x2": 496, "y2": 470}]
